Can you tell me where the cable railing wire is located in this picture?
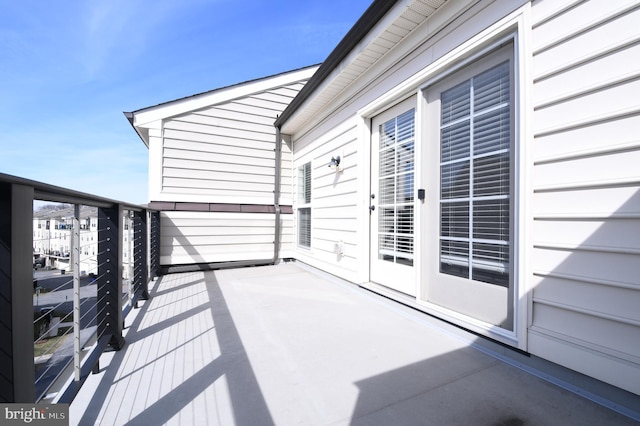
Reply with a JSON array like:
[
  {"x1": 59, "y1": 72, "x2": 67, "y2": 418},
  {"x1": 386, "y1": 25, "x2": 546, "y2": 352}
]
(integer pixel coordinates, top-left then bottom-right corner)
[
  {"x1": 27, "y1": 197, "x2": 158, "y2": 404},
  {"x1": 33, "y1": 300, "x2": 70, "y2": 326},
  {"x1": 34, "y1": 325, "x2": 75, "y2": 385},
  {"x1": 34, "y1": 308, "x2": 74, "y2": 346}
]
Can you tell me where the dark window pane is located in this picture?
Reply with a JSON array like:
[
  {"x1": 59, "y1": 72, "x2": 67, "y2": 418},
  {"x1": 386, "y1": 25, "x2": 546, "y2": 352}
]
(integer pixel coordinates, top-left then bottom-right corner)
[
  {"x1": 298, "y1": 207, "x2": 311, "y2": 247},
  {"x1": 440, "y1": 240, "x2": 469, "y2": 278},
  {"x1": 473, "y1": 199, "x2": 509, "y2": 241},
  {"x1": 441, "y1": 80, "x2": 470, "y2": 125}
]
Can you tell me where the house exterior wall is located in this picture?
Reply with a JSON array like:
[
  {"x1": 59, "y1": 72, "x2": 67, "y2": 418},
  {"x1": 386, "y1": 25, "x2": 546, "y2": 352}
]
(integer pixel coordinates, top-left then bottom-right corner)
[
  {"x1": 291, "y1": 0, "x2": 528, "y2": 285},
  {"x1": 158, "y1": 86, "x2": 301, "y2": 204},
  {"x1": 292, "y1": 120, "x2": 362, "y2": 283},
  {"x1": 528, "y1": 0, "x2": 640, "y2": 395},
  {"x1": 159, "y1": 211, "x2": 286, "y2": 265},
  {"x1": 287, "y1": 0, "x2": 640, "y2": 395},
  {"x1": 139, "y1": 73, "x2": 313, "y2": 266}
]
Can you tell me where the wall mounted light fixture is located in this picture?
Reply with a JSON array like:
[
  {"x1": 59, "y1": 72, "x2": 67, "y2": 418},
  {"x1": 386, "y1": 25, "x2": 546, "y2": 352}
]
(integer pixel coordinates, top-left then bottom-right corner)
[{"x1": 328, "y1": 155, "x2": 341, "y2": 171}]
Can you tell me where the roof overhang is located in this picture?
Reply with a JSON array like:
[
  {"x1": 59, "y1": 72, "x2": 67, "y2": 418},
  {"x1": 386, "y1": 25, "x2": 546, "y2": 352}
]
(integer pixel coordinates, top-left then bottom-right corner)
[
  {"x1": 275, "y1": 0, "x2": 450, "y2": 134},
  {"x1": 125, "y1": 65, "x2": 319, "y2": 147}
]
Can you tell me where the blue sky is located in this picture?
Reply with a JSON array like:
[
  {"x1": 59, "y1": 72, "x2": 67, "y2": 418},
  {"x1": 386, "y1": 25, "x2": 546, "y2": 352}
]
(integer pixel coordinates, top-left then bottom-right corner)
[{"x1": 0, "y1": 0, "x2": 372, "y2": 205}]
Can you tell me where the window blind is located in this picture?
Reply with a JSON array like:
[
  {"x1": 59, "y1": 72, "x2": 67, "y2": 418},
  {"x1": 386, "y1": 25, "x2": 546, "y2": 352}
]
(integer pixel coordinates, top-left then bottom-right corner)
[
  {"x1": 439, "y1": 61, "x2": 511, "y2": 286},
  {"x1": 298, "y1": 162, "x2": 311, "y2": 204},
  {"x1": 378, "y1": 109, "x2": 415, "y2": 266},
  {"x1": 298, "y1": 162, "x2": 312, "y2": 248},
  {"x1": 298, "y1": 207, "x2": 311, "y2": 247}
]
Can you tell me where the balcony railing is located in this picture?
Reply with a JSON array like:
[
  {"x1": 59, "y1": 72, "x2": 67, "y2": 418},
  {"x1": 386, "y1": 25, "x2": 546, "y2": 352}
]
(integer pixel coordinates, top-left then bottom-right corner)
[{"x1": 0, "y1": 172, "x2": 159, "y2": 404}]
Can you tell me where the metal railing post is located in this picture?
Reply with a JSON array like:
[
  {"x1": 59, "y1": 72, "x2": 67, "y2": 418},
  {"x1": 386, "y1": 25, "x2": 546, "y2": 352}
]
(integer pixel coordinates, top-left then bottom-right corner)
[
  {"x1": 0, "y1": 182, "x2": 36, "y2": 402},
  {"x1": 133, "y1": 210, "x2": 149, "y2": 301},
  {"x1": 149, "y1": 211, "x2": 161, "y2": 280},
  {"x1": 72, "y1": 204, "x2": 81, "y2": 381},
  {"x1": 97, "y1": 205, "x2": 125, "y2": 350}
]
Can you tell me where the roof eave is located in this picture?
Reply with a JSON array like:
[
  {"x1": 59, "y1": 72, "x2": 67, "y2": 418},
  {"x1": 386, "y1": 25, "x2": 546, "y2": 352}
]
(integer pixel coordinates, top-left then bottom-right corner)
[
  {"x1": 274, "y1": 0, "x2": 398, "y2": 130},
  {"x1": 123, "y1": 111, "x2": 150, "y2": 148},
  {"x1": 131, "y1": 65, "x2": 319, "y2": 129}
]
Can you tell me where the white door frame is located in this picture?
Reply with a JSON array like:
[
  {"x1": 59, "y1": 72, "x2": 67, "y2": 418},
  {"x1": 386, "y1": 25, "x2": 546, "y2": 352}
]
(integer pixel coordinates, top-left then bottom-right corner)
[{"x1": 356, "y1": 6, "x2": 531, "y2": 350}]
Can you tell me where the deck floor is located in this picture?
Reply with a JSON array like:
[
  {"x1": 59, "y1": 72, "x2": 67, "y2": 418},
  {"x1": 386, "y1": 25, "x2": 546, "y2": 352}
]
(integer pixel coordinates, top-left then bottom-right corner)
[{"x1": 70, "y1": 263, "x2": 637, "y2": 425}]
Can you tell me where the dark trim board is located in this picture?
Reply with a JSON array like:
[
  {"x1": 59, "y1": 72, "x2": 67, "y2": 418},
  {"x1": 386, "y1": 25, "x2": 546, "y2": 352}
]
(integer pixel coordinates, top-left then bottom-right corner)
[
  {"x1": 161, "y1": 259, "x2": 275, "y2": 274},
  {"x1": 149, "y1": 202, "x2": 293, "y2": 214}
]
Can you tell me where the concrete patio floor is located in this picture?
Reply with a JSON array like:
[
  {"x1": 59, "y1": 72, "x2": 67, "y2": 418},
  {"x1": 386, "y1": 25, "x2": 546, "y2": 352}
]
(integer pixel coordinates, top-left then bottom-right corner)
[{"x1": 69, "y1": 262, "x2": 638, "y2": 425}]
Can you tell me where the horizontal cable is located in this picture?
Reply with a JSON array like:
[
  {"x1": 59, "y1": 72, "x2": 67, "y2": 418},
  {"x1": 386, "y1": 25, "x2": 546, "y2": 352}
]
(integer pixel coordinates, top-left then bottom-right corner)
[
  {"x1": 78, "y1": 241, "x2": 98, "y2": 250},
  {"x1": 79, "y1": 303, "x2": 100, "y2": 324},
  {"x1": 33, "y1": 300, "x2": 69, "y2": 325},
  {"x1": 34, "y1": 325, "x2": 75, "y2": 385},
  {"x1": 33, "y1": 307, "x2": 73, "y2": 346}
]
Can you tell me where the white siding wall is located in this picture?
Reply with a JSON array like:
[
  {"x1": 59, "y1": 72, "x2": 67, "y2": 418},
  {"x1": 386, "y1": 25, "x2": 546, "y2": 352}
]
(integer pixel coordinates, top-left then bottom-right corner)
[
  {"x1": 529, "y1": 0, "x2": 640, "y2": 395},
  {"x1": 290, "y1": 0, "x2": 526, "y2": 284},
  {"x1": 160, "y1": 211, "x2": 276, "y2": 265},
  {"x1": 279, "y1": 214, "x2": 295, "y2": 259},
  {"x1": 292, "y1": 121, "x2": 361, "y2": 282},
  {"x1": 160, "y1": 82, "x2": 304, "y2": 204},
  {"x1": 156, "y1": 80, "x2": 307, "y2": 266},
  {"x1": 287, "y1": 0, "x2": 640, "y2": 395}
]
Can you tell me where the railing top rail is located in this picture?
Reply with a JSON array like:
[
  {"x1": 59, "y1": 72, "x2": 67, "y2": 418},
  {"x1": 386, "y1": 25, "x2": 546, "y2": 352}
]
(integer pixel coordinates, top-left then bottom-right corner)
[{"x1": 0, "y1": 172, "x2": 151, "y2": 211}]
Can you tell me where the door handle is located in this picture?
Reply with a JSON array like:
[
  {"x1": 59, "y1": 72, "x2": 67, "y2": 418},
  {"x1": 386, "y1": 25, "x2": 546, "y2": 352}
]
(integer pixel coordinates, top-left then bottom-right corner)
[{"x1": 369, "y1": 205, "x2": 375, "y2": 212}]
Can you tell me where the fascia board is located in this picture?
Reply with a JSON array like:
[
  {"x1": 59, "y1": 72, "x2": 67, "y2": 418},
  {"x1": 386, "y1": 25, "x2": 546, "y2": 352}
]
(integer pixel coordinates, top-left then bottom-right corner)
[
  {"x1": 280, "y1": 0, "x2": 481, "y2": 135},
  {"x1": 283, "y1": 0, "x2": 475, "y2": 135},
  {"x1": 279, "y1": 0, "x2": 416, "y2": 134}
]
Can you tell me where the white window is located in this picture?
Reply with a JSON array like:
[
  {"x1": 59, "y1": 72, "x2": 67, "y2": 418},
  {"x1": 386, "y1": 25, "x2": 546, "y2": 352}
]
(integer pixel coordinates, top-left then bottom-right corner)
[{"x1": 297, "y1": 162, "x2": 311, "y2": 248}]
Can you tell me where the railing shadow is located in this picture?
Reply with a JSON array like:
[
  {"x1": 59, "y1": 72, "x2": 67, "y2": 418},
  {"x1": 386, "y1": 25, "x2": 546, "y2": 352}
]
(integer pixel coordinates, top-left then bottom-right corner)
[
  {"x1": 77, "y1": 270, "x2": 274, "y2": 426},
  {"x1": 77, "y1": 278, "x2": 157, "y2": 425}
]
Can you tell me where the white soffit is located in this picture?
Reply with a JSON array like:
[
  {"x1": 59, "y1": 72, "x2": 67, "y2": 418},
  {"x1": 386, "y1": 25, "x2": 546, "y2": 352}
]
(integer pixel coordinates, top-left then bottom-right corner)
[{"x1": 282, "y1": 0, "x2": 447, "y2": 133}]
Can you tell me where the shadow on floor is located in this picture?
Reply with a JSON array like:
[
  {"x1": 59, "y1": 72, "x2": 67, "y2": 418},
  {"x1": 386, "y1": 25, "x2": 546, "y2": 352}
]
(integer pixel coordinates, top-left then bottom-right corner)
[{"x1": 78, "y1": 271, "x2": 274, "y2": 426}]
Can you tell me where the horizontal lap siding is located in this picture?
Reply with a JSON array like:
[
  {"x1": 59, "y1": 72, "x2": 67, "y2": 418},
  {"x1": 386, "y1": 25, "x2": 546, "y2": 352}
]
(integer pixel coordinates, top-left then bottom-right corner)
[
  {"x1": 531, "y1": 0, "x2": 640, "y2": 395},
  {"x1": 279, "y1": 214, "x2": 294, "y2": 258},
  {"x1": 161, "y1": 82, "x2": 303, "y2": 204},
  {"x1": 161, "y1": 211, "x2": 277, "y2": 265},
  {"x1": 158, "y1": 80, "x2": 307, "y2": 265},
  {"x1": 294, "y1": 124, "x2": 360, "y2": 280},
  {"x1": 287, "y1": 1, "x2": 526, "y2": 286}
]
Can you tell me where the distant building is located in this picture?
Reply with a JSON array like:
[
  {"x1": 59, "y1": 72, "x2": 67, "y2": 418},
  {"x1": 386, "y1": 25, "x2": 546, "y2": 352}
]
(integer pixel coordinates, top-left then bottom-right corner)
[{"x1": 33, "y1": 206, "x2": 135, "y2": 279}]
